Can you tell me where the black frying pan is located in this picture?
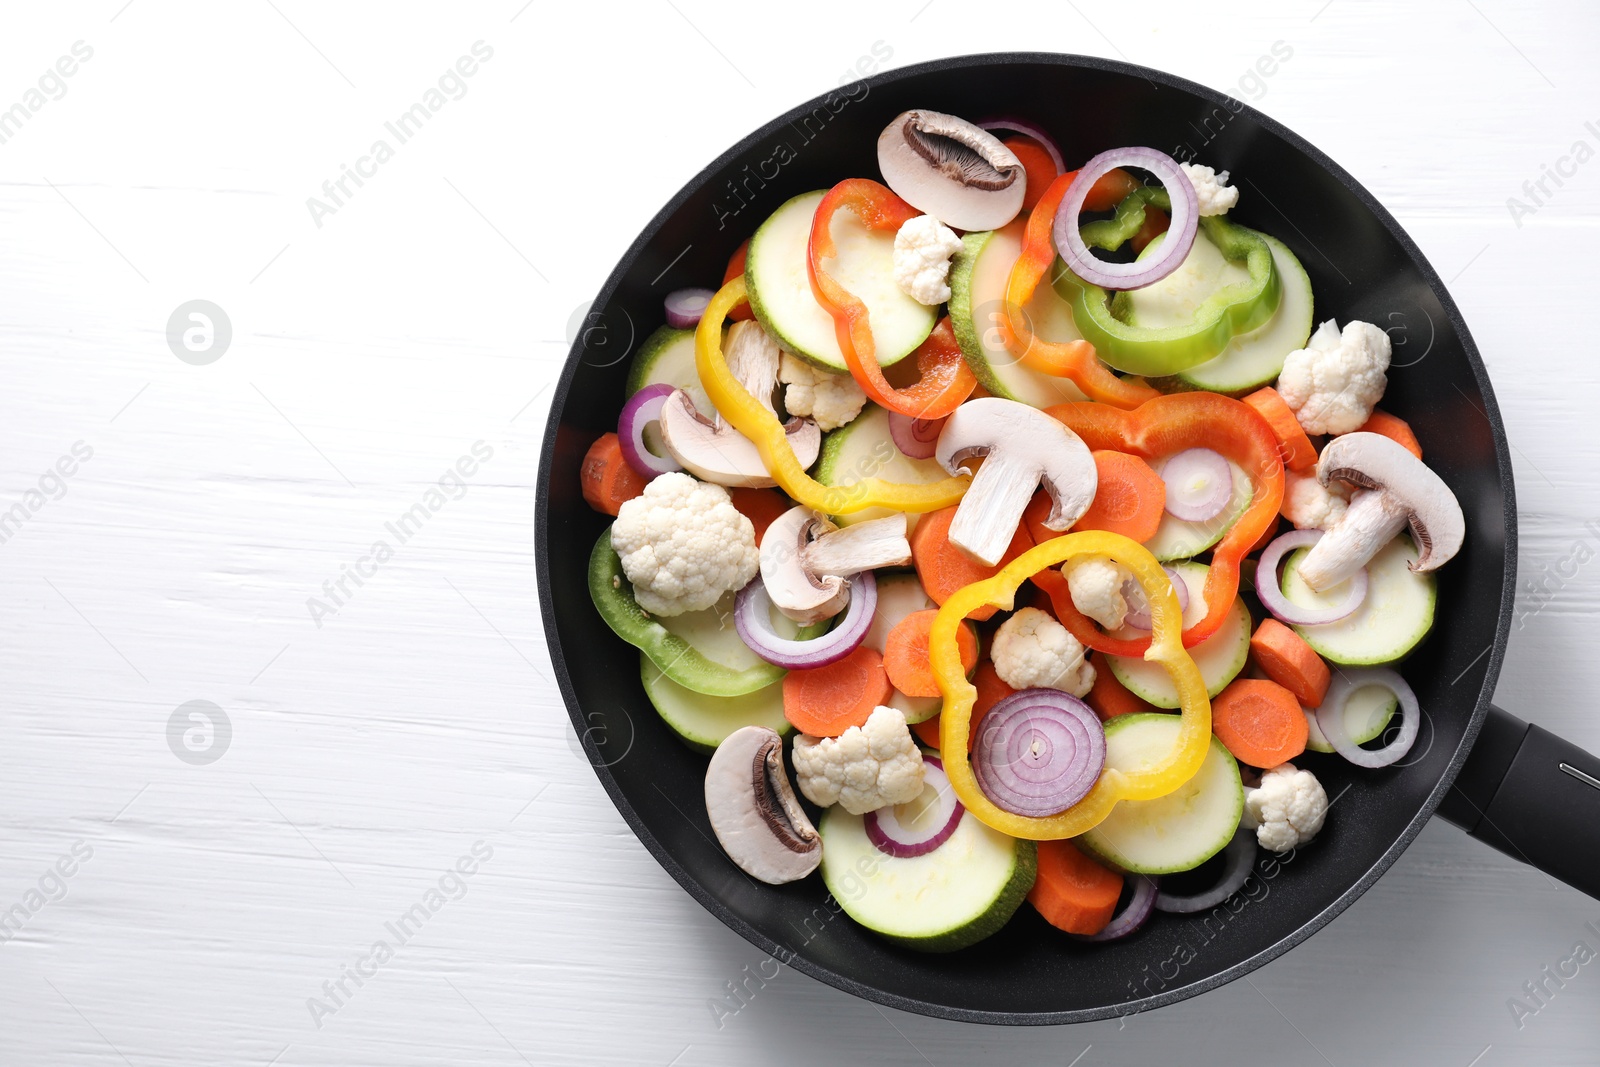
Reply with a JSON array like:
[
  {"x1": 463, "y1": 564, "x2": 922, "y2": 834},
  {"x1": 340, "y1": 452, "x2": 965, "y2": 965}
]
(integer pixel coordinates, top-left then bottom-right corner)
[{"x1": 535, "y1": 52, "x2": 1600, "y2": 1024}]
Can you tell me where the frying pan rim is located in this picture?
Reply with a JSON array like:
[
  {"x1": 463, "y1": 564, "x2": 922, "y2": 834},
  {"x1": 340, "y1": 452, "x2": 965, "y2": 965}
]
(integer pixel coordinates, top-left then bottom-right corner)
[{"x1": 534, "y1": 50, "x2": 1518, "y2": 1025}]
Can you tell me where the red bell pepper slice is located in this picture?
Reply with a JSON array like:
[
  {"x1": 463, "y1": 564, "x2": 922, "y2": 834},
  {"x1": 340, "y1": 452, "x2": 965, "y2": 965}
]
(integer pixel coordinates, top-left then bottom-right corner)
[
  {"x1": 807, "y1": 178, "x2": 976, "y2": 420},
  {"x1": 1040, "y1": 392, "x2": 1285, "y2": 655}
]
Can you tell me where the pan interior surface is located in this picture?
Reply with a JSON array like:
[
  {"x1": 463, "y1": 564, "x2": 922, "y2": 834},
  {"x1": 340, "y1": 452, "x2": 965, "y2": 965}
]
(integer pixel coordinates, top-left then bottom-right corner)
[{"x1": 536, "y1": 53, "x2": 1514, "y2": 1023}]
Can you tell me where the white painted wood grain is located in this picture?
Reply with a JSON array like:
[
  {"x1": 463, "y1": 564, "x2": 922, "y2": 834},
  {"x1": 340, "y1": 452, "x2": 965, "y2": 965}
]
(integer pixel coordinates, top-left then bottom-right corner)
[{"x1": 1, "y1": 1, "x2": 1598, "y2": 1064}]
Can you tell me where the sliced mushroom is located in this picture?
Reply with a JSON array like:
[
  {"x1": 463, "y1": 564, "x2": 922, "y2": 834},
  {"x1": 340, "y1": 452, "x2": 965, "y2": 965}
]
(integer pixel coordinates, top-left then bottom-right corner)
[
  {"x1": 1296, "y1": 431, "x2": 1465, "y2": 591},
  {"x1": 704, "y1": 726, "x2": 821, "y2": 885},
  {"x1": 934, "y1": 398, "x2": 1098, "y2": 567},
  {"x1": 877, "y1": 110, "x2": 1025, "y2": 231},
  {"x1": 659, "y1": 321, "x2": 819, "y2": 487},
  {"x1": 761, "y1": 507, "x2": 910, "y2": 624}
]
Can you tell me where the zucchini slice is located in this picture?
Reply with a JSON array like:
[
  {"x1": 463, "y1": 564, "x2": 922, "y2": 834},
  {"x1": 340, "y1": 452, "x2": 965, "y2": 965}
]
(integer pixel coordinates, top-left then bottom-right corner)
[
  {"x1": 1282, "y1": 535, "x2": 1436, "y2": 666},
  {"x1": 1105, "y1": 561, "x2": 1251, "y2": 707},
  {"x1": 746, "y1": 190, "x2": 935, "y2": 372},
  {"x1": 1079, "y1": 714, "x2": 1245, "y2": 875},
  {"x1": 820, "y1": 805, "x2": 1036, "y2": 952}
]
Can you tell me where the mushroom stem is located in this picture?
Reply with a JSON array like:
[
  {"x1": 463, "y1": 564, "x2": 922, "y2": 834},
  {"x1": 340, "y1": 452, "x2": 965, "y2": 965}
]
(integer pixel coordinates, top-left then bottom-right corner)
[
  {"x1": 803, "y1": 514, "x2": 912, "y2": 576},
  {"x1": 760, "y1": 507, "x2": 849, "y2": 624},
  {"x1": 947, "y1": 455, "x2": 1046, "y2": 567},
  {"x1": 722, "y1": 320, "x2": 780, "y2": 421},
  {"x1": 934, "y1": 398, "x2": 1098, "y2": 567},
  {"x1": 1300, "y1": 431, "x2": 1466, "y2": 592},
  {"x1": 1297, "y1": 489, "x2": 1408, "y2": 592}
]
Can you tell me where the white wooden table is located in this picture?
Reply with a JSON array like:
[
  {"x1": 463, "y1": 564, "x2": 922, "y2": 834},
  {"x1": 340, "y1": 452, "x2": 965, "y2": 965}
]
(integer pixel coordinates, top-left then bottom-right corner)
[{"x1": 3, "y1": 2, "x2": 1597, "y2": 1064}]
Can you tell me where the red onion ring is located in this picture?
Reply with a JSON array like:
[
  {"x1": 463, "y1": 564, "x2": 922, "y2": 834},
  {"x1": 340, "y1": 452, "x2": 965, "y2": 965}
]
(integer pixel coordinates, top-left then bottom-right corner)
[
  {"x1": 977, "y1": 117, "x2": 1066, "y2": 174},
  {"x1": 1255, "y1": 529, "x2": 1369, "y2": 627},
  {"x1": 1155, "y1": 830, "x2": 1256, "y2": 914},
  {"x1": 617, "y1": 383, "x2": 682, "y2": 477},
  {"x1": 1161, "y1": 448, "x2": 1233, "y2": 522},
  {"x1": 864, "y1": 755, "x2": 965, "y2": 858},
  {"x1": 1053, "y1": 146, "x2": 1198, "y2": 291},
  {"x1": 1121, "y1": 565, "x2": 1190, "y2": 631},
  {"x1": 1317, "y1": 667, "x2": 1419, "y2": 769},
  {"x1": 971, "y1": 689, "x2": 1105, "y2": 818},
  {"x1": 887, "y1": 411, "x2": 944, "y2": 460},
  {"x1": 1080, "y1": 875, "x2": 1158, "y2": 942},
  {"x1": 733, "y1": 571, "x2": 875, "y2": 670},
  {"x1": 664, "y1": 287, "x2": 714, "y2": 329}
]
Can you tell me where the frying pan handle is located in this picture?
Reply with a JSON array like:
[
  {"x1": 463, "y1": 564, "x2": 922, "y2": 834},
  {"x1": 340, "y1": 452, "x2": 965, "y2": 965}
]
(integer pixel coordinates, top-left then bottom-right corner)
[{"x1": 1437, "y1": 704, "x2": 1600, "y2": 899}]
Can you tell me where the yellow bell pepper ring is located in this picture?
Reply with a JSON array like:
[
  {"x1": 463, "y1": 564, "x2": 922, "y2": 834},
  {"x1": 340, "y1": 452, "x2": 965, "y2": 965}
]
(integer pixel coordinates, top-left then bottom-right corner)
[
  {"x1": 694, "y1": 277, "x2": 971, "y2": 516},
  {"x1": 931, "y1": 530, "x2": 1212, "y2": 840}
]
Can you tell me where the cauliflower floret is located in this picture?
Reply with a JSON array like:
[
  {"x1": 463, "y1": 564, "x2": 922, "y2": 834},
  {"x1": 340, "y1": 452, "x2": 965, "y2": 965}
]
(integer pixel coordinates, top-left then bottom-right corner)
[
  {"x1": 1180, "y1": 162, "x2": 1240, "y2": 217},
  {"x1": 610, "y1": 472, "x2": 758, "y2": 617},
  {"x1": 1065, "y1": 558, "x2": 1131, "y2": 630},
  {"x1": 1281, "y1": 469, "x2": 1351, "y2": 531},
  {"x1": 1242, "y1": 762, "x2": 1329, "y2": 852},
  {"x1": 990, "y1": 607, "x2": 1095, "y2": 696},
  {"x1": 892, "y1": 214, "x2": 963, "y2": 305},
  {"x1": 791, "y1": 706, "x2": 925, "y2": 815},
  {"x1": 1276, "y1": 319, "x2": 1391, "y2": 436},
  {"x1": 779, "y1": 352, "x2": 867, "y2": 431}
]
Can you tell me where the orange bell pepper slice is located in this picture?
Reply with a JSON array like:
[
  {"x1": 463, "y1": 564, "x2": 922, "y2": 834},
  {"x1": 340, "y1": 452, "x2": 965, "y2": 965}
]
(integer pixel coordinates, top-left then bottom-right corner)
[{"x1": 1000, "y1": 171, "x2": 1160, "y2": 409}]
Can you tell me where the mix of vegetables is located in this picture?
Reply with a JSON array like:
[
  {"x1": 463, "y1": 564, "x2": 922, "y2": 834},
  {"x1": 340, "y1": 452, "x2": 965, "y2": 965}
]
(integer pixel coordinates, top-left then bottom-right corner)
[{"x1": 580, "y1": 108, "x2": 1466, "y2": 951}]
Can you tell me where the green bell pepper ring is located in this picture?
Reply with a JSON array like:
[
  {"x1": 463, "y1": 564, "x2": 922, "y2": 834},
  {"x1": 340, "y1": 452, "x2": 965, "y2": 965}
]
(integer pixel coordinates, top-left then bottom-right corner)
[
  {"x1": 588, "y1": 530, "x2": 822, "y2": 697},
  {"x1": 1053, "y1": 193, "x2": 1282, "y2": 378},
  {"x1": 1079, "y1": 185, "x2": 1171, "y2": 252}
]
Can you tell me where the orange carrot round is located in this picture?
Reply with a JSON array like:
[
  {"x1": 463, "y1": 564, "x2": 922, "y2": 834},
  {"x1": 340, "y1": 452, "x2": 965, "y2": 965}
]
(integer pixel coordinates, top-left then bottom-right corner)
[
  {"x1": 910, "y1": 714, "x2": 942, "y2": 750},
  {"x1": 1025, "y1": 450, "x2": 1165, "y2": 545},
  {"x1": 1085, "y1": 655, "x2": 1156, "y2": 721},
  {"x1": 910, "y1": 504, "x2": 1030, "y2": 622},
  {"x1": 580, "y1": 433, "x2": 649, "y2": 516},
  {"x1": 1001, "y1": 135, "x2": 1060, "y2": 212},
  {"x1": 1243, "y1": 387, "x2": 1318, "y2": 472},
  {"x1": 1356, "y1": 409, "x2": 1422, "y2": 459},
  {"x1": 1211, "y1": 678, "x2": 1309, "y2": 768},
  {"x1": 1250, "y1": 619, "x2": 1331, "y2": 708},
  {"x1": 1029, "y1": 839, "x2": 1125, "y2": 935},
  {"x1": 782, "y1": 645, "x2": 891, "y2": 738},
  {"x1": 883, "y1": 609, "x2": 977, "y2": 698},
  {"x1": 726, "y1": 487, "x2": 789, "y2": 547}
]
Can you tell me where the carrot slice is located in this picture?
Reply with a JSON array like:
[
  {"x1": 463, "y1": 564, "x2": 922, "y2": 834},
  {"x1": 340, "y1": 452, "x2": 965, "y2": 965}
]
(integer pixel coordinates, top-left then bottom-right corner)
[
  {"x1": 1243, "y1": 387, "x2": 1318, "y2": 472},
  {"x1": 580, "y1": 433, "x2": 649, "y2": 517},
  {"x1": 910, "y1": 504, "x2": 1031, "y2": 622},
  {"x1": 722, "y1": 238, "x2": 755, "y2": 321},
  {"x1": 1211, "y1": 678, "x2": 1309, "y2": 768},
  {"x1": 1024, "y1": 450, "x2": 1165, "y2": 545},
  {"x1": 727, "y1": 487, "x2": 789, "y2": 546},
  {"x1": 1356, "y1": 409, "x2": 1422, "y2": 459},
  {"x1": 884, "y1": 609, "x2": 977, "y2": 698},
  {"x1": 782, "y1": 645, "x2": 892, "y2": 738},
  {"x1": 911, "y1": 661, "x2": 1015, "y2": 752},
  {"x1": 1085, "y1": 655, "x2": 1156, "y2": 721},
  {"x1": 1029, "y1": 839, "x2": 1125, "y2": 935},
  {"x1": 1249, "y1": 619, "x2": 1331, "y2": 708},
  {"x1": 1001, "y1": 135, "x2": 1060, "y2": 212}
]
